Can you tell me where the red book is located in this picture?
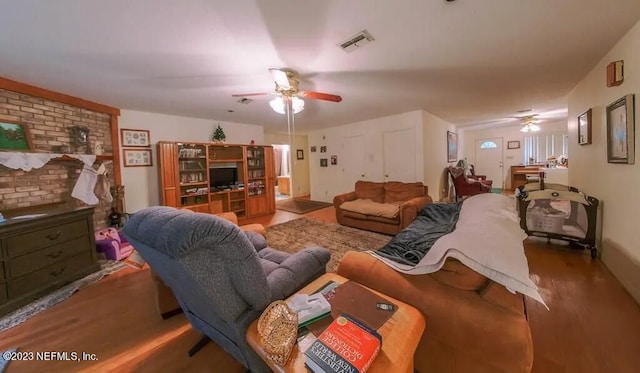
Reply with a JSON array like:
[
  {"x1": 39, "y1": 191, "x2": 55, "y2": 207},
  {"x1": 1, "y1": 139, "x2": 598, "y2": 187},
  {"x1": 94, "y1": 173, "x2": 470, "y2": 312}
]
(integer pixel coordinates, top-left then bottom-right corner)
[{"x1": 304, "y1": 313, "x2": 382, "y2": 373}]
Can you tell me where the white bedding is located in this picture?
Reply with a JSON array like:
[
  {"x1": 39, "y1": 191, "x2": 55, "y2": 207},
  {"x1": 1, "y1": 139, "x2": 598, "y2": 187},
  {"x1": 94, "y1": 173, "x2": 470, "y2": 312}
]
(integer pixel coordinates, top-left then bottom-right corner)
[{"x1": 369, "y1": 193, "x2": 547, "y2": 308}]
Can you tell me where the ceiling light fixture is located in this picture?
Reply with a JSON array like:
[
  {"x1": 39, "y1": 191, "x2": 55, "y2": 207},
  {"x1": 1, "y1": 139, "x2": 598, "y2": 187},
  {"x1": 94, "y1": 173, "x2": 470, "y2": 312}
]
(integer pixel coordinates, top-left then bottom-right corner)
[
  {"x1": 520, "y1": 115, "x2": 541, "y2": 132},
  {"x1": 520, "y1": 123, "x2": 541, "y2": 132},
  {"x1": 269, "y1": 96, "x2": 304, "y2": 115}
]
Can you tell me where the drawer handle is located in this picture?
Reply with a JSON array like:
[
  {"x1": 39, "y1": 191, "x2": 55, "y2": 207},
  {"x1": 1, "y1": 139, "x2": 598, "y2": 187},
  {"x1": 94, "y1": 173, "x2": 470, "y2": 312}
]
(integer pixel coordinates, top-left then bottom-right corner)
[
  {"x1": 50, "y1": 267, "x2": 66, "y2": 277},
  {"x1": 46, "y1": 231, "x2": 63, "y2": 240},
  {"x1": 47, "y1": 250, "x2": 63, "y2": 259}
]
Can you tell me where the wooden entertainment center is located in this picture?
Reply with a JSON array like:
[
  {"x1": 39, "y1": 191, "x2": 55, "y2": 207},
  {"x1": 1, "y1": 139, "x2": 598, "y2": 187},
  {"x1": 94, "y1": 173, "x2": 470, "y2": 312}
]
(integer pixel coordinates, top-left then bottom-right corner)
[{"x1": 157, "y1": 142, "x2": 276, "y2": 218}]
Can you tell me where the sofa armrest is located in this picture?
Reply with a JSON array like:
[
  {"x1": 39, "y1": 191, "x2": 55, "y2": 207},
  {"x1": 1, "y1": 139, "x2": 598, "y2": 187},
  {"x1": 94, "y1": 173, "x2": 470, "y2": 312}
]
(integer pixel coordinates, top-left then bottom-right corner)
[
  {"x1": 266, "y1": 246, "x2": 331, "y2": 301},
  {"x1": 333, "y1": 191, "x2": 357, "y2": 208},
  {"x1": 215, "y1": 212, "x2": 239, "y2": 225},
  {"x1": 398, "y1": 195, "x2": 433, "y2": 229}
]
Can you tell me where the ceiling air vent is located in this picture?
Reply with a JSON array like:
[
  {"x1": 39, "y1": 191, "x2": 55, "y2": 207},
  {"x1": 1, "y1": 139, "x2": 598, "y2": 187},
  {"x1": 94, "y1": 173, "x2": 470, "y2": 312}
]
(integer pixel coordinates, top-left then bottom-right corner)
[
  {"x1": 338, "y1": 30, "x2": 375, "y2": 53},
  {"x1": 237, "y1": 98, "x2": 253, "y2": 104}
]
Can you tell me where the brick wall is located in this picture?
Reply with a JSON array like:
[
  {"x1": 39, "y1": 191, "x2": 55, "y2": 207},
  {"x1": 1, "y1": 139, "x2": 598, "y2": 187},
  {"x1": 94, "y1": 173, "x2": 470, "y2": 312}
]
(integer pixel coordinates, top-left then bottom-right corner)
[{"x1": 0, "y1": 88, "x2": 115, "y2": 228}]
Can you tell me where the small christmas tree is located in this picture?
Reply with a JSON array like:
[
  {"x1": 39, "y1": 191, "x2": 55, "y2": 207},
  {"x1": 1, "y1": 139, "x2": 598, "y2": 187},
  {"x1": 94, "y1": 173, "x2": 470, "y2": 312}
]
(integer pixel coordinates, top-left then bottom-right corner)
[{"x1": 212, "y1": 124, "x2": 226, "y2": 143}]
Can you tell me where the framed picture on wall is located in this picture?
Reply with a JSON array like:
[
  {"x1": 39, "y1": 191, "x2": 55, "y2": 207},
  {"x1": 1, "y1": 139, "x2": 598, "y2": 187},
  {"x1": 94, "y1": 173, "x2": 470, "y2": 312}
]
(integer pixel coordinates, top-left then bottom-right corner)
[
  {"x1": 447, "y1": 131, "x2": 458, "y2": 162},
  {"x1": 578, "y1": 108, "x2": 592, "y2": 145},
  {"x1": 121, "y1": 128, "x2": 151, "y2": 147},
  {"x1": 507, "y1": 140, "x2": 521, "y2": 149},
  {"x1": 320, "y1": 158, "x2": 328, "y2": 167},
  {"x1": 0, "y1": 120, "x2": 33, "y2": 151},
  {"x1": 296, "y1": 149, "x2": 304, "y2": 160},
  {"x1": 123, "y1": 149, "x2": 153, "y2": 167},
  {"x1": 331, "y1": 155, "x2": 337, "y2": 165},
  {"x1": 606, "y1": 94, "x2": 635, "y2": 164}
]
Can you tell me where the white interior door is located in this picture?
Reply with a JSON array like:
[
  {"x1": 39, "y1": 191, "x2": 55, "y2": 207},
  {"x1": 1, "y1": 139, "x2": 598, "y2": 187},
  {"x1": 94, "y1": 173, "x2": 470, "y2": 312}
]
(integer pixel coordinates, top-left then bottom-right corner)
[
  {"x1": 342, "y1": 135, "x2": 366, "y2": 188},
  {"x1": 383, "y1": 128, "x2": 416, "y2": 182},
  {"x1": 474, "y1": 137, "x2": 503, "y2": 189}
]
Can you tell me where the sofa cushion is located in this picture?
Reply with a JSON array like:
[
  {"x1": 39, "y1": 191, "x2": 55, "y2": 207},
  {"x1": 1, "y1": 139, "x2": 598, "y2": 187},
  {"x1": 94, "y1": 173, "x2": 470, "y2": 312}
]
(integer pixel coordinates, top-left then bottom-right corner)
[
  {"x1": 354, "y1": 181, "x2": 385, "y2": 203},
  {"x1": 366, "y1": 215, "x2": 400, "y2": 224},
  {"x1": 384, "y1": 182, "x2": 425, "y2": 203},
  {"x1": 342, "y1": 210, "x2": 370, "y2": 220},
  {"x1": 340, "y1": 199, "x2": 400, "y2": 219}
]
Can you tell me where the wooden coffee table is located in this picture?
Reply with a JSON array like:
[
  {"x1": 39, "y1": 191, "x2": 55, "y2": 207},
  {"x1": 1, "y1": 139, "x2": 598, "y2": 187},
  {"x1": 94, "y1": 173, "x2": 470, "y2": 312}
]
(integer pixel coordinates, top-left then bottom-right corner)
[{"x1": 246, "y1": 273, "x2": 425, "y2": 373}]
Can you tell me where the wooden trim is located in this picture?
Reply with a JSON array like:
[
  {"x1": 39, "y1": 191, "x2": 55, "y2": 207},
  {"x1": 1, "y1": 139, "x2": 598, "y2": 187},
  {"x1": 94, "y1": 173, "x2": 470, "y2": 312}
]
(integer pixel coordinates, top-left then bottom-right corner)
[
  {"x1": 0, "y1": 76, "x2": 120, "y2": 116},
  {"x1": 111, "y1": 115, "x2": 122, "y2": 185}
]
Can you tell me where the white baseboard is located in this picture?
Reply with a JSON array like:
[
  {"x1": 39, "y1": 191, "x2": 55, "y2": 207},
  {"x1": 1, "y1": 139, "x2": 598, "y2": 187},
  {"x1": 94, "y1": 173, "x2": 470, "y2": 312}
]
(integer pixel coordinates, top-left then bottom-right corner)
[{"x1": 601, "y1": 238, "x2": 640, "y2": 305}]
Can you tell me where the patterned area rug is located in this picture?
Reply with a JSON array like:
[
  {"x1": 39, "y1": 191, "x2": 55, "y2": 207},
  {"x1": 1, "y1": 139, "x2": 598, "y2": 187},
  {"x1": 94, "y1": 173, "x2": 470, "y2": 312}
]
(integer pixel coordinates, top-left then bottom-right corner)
[
  {"x1": 265, "y1": 218, "x2": 392, "y2": 272},
  {"x1": 276, "y1": 199, "x2": 333, "y2": 214},
  {"x1": 0, "y1": 259, "x2": 127, "y2": 333}
]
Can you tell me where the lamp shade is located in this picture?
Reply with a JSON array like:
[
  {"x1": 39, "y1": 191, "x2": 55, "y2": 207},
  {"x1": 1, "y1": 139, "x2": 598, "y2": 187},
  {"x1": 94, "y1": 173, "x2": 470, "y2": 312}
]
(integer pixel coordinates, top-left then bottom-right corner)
[{"x1": 270, "y1": 96, "x2": 304, "y2": 115}]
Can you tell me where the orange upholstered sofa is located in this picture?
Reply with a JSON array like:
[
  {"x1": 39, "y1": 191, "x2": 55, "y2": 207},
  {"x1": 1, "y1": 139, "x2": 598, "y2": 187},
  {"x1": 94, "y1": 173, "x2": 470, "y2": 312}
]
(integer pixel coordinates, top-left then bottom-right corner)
[
  {"x1": 337, "y1": 251, "x2": 533, "y2": 373},
  {"x1": 333, "y1": 181, "x2": 433, "y2": 235}
]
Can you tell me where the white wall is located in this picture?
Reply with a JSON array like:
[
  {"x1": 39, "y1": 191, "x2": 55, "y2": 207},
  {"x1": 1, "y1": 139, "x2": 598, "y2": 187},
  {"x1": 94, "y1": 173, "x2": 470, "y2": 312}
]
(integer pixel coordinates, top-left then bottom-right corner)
[
  {"x1": 119, "y1": 110, "x2": 264, "y2": 212},
  {"x1": 462, "y1": 120, "x2": 567, "y2": 189},
  {"x1": 264, "y1": 132, "x2": 310, "y2": 197},
  {"x1": 305, "y1": 110, "x2": 457, "y2": 203},
  {"x1": 422, "y1": 111, "x2": 457, "y2": 200},
  {"x1": 567, "y1": 19, "x2": 640, "y2": 303}
]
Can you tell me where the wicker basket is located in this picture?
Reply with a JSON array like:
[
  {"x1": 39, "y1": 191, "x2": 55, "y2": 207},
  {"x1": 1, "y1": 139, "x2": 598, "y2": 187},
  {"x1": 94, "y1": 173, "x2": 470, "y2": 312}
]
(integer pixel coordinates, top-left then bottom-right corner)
[{"x1": 257, "y1": 301, "x2": 298, "y2": 364}]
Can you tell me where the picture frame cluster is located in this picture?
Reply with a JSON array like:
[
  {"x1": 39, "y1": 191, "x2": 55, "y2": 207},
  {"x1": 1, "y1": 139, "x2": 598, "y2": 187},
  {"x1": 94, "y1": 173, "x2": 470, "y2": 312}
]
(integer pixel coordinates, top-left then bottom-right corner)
[{"x1": 121, "y1": 128, "x2": 153, "y2": 167}]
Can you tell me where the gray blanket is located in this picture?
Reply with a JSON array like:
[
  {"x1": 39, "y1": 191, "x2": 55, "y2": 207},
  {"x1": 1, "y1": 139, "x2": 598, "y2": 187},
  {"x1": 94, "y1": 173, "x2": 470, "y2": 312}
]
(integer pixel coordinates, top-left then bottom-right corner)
[{"x1": 375, "y1": 202, "x2": 462, "y2": 265}]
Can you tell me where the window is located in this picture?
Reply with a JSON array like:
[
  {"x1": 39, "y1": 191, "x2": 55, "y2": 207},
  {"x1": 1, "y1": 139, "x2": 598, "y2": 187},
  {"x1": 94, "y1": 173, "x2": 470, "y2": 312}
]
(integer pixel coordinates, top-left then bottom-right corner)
[
  {"x1": 523, "y1": 132, "x2": 568, "y2": 164},
  {"x1": 480, "y1": 141, "x2": 498, "y2": 149}
]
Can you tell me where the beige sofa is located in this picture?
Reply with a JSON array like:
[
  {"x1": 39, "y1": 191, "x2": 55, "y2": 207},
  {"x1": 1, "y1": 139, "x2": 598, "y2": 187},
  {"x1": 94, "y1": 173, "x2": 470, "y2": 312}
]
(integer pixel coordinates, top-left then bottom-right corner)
[{"x1": 333, "y1": 180, "x2": 433, "y2": 235}]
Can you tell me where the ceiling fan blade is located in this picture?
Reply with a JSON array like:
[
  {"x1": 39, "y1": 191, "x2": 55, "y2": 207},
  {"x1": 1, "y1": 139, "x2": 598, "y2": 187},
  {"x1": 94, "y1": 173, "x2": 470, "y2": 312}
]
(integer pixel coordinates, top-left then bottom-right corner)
[
  {"x1": 231, "y1": 93, "x2": 270, "y2": 97},
  {"x1": 269, "y1": 68, "x2": 292, "y2": 90},
  {"x1": 300, "y1": 91, "x2": 342, "y2": 102}
]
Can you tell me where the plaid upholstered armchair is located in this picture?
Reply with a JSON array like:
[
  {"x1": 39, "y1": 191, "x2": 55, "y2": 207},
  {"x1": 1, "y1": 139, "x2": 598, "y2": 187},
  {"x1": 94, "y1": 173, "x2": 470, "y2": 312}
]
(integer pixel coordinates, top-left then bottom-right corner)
[{"x1": 122, "y1": 206, "x2": 330, "y2": 373}]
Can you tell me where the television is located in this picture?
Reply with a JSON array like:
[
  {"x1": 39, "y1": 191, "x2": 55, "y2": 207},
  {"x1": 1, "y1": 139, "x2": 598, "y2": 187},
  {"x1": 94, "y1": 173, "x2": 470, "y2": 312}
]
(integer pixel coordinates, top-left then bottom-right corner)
[{"x1": 209, "y1": 167, "x2": 238, "y2": 188}]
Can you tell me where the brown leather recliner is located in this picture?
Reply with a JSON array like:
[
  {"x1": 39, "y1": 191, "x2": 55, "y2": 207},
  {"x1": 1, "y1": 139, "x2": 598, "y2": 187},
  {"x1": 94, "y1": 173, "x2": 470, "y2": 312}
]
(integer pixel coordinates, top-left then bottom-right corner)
[
  {"x1": 337, "y1": 251, "x2": 533, "y2": 373},
  {"x1": 150, "y1": 212, "x2": 267, "y2": 318},
  {"x1": 448, "y1": 166, "x2": 491, "y2": 201}
]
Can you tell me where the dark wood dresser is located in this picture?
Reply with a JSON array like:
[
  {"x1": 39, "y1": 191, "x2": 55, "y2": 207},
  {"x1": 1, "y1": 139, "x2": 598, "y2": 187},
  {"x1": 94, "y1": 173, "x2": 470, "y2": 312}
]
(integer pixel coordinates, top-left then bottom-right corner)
[{"x1": 0, "y1": 204, "x2": 99, "y2": 317}]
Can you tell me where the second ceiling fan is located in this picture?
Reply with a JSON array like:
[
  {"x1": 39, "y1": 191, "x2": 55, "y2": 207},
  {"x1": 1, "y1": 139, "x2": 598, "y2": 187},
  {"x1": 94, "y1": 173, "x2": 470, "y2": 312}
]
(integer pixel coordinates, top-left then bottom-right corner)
[{"x1": 232, "y1": 68, "x2": 342, "y2": 114}]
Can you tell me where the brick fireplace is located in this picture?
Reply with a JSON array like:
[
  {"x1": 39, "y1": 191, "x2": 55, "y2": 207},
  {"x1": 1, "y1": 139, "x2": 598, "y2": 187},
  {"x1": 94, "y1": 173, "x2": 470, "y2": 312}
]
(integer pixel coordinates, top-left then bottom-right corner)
[{"x1": 0, "y1": 84, "x2": 120, "y2": 228}]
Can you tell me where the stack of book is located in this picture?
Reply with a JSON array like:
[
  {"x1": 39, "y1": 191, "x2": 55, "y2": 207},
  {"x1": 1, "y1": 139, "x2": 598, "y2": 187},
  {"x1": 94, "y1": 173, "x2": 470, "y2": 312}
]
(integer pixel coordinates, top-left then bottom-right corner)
[{"x1": 304, "y1": 314, "x2": 382, "y2": 373}]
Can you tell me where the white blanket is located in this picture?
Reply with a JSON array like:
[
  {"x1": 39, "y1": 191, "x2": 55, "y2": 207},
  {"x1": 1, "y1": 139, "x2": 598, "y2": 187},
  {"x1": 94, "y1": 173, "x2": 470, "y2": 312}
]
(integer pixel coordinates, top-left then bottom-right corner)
[{"x1": 369, "y1": 193, "x2": 547, "y2": 308}]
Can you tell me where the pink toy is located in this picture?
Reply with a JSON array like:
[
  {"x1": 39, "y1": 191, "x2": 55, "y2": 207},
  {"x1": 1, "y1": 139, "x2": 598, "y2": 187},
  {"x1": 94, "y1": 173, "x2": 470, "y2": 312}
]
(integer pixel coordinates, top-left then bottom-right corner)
[{"x1": 95, "y1": 227, "x2": 134, "y2": 260}]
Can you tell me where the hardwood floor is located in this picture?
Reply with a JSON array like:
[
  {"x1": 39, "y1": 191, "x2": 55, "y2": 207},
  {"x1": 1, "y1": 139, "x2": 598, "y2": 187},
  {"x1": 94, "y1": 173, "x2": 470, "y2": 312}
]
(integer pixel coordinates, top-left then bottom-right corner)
[{"x1": 1, "y1": 207, "x2": 639, "y2": 372}]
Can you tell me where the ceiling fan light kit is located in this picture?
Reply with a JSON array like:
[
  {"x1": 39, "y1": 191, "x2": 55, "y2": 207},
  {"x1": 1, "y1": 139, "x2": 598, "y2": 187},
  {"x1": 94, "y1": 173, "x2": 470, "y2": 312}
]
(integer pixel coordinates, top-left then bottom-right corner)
[
  {"x1": 270, "y1": 96, "x2": 304, "y2": 115},
  {"x1": 520, "y1": 115, "x2": 541, "y2": 132},
  {"x1": 232, "y1": 68, "x2": 342, "y2": 115}
]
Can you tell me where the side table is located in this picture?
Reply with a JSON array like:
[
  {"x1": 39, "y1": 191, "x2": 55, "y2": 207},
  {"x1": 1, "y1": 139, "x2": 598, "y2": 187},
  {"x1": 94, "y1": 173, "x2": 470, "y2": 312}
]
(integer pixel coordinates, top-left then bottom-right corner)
[{"x1": 246, "y1": 273, "x2": 425, "y2": 373}]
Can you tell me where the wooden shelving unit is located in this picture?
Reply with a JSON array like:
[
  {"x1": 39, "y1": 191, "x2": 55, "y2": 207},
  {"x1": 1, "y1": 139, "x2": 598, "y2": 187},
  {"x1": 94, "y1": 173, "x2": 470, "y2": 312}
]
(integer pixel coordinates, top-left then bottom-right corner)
[{"x1": 157, "y1": 141, "x2": 275, "y2": 218}]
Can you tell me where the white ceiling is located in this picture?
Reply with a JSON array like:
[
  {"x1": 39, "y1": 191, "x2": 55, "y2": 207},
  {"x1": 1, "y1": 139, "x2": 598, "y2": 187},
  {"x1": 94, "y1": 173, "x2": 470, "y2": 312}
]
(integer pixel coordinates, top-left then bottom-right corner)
[{"x1": 1, "y1": 0, "x2": 639, "y2": 131}]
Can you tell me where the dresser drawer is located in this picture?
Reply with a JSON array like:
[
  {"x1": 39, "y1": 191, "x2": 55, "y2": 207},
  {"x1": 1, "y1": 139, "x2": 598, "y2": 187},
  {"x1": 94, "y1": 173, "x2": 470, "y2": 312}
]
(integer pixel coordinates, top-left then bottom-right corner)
[
  {"x1": 9, "y1": 252, "x2": 94, "y2": 298},
  {"x1": 6, "y1": 219, "x2": 89, "y2": 257},
  {"x1": 9, "y1": 236, "x2": 91, "y2": 278}
]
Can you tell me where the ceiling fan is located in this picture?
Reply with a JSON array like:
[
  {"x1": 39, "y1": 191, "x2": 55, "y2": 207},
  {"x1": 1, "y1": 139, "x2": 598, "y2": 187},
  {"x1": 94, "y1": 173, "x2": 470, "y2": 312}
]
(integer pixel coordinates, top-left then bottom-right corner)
[
  {"x1": 232, "y1": 68, "x2": 342, "y2": 114},
  {"x1": 519, "y1": 114, "x2": 542, "y2": 132}
]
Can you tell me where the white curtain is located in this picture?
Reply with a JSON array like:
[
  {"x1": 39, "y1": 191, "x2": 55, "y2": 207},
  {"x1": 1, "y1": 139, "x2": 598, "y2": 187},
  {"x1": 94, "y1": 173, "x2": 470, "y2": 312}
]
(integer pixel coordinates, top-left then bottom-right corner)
[{"x1": 523, "y1": 132, "x2": 568, "y2": 163}]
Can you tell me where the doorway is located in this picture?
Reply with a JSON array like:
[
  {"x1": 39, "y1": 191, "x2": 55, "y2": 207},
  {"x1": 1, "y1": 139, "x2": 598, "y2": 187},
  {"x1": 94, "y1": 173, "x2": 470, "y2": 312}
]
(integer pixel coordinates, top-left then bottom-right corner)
[
  {"x1": 383, "y1": 128, "x2": 416, "y2": 182},
  {"x1": 272, "y1": 144, "x2": 291, "y2": 201},
  {"x1": 474, "y1": 137, "x2": 504, "y2": 190}
]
